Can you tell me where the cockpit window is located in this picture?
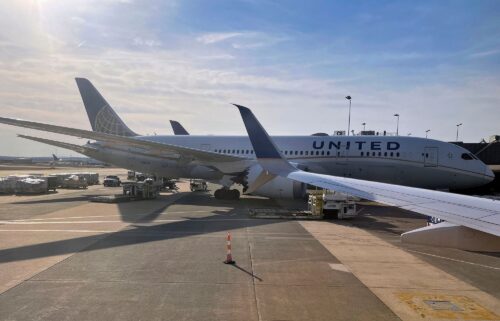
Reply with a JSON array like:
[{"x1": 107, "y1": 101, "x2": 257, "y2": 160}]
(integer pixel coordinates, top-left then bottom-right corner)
[{"x1": 461, "y1": 153, "x2": 473, "y2": 160}]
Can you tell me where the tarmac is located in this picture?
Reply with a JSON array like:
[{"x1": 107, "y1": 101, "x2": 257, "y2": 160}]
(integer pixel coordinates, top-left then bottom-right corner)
[{"x1": 0, "y1": 167, "x2": 499, "y2": 321}]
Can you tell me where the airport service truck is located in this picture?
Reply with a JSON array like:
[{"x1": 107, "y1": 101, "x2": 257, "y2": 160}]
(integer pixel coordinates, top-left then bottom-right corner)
[{"x1": 309, "y1": 190, "x2": 358, "y2": 219}]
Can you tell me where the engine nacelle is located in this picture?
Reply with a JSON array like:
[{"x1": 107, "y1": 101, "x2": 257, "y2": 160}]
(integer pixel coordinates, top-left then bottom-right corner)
[{"x1": 243, "y1": 164, "x2": 306, "y2": 199}]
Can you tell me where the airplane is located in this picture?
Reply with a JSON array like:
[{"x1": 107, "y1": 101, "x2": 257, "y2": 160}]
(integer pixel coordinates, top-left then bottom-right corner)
[
  {"x1": 234, "y1": 104, "x2": 500, "y2": 251},
  {"x1": 0, "y1": 78, "x2": 494, "y2": 201}
]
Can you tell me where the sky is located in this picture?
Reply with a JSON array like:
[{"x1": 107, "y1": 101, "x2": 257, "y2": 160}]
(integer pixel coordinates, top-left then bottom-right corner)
[{"x1": 0, "y1": 0, "x2": 499, "y2": 156}]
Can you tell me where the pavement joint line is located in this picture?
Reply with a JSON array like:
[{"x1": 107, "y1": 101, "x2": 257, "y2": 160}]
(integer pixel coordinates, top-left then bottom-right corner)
[
  {"x1": 253, "y1": 256, "x2": 333, "y2": 266},
  {"x1": 247, "y1": 227, "x2": 263, "y2": 321},
  {"x1": 25, "y1": 279, "x2": 254, "y2": 285},
  {"x1": 367, "y1": 286, "x2": 490, "y2": 292},
  {"x1": 9, "y1": 215, "x2": 121, "y2": 221},
  {"x1": 263, "y1": 236, "x2": 316, "y2": 240},
  {"x1": 23, "y1": 279, "x2": 374, "y2": 288},
  {"x1": 405, "y1": 248, "x2": 500, "y2": 271}
]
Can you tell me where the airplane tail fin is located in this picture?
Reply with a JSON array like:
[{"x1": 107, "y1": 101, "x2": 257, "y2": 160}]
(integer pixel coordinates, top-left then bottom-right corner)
[
  {"x1": 52, "y1": 154, "x2": 60, "y2": 161},
  {"x1": 75, "y1": 78, "x2": 138, "y2": 137},
  {"x1": 170, "y1": 120, "x2": 190, "y2": 135}
]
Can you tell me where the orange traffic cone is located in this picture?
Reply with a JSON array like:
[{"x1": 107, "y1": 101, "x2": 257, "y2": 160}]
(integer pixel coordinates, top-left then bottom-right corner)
[{"x1": 224, "y1": 232, "x2": 235, "y2": 264}]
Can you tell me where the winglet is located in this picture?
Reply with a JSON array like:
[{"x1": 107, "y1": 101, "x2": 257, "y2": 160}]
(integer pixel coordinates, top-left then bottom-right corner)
[
  {"x1": 234, "y1": 104, "x2": 295, "y2": 174},
  {"x1": 233, "y1": 104, "x2": 283, "y2": 159}
]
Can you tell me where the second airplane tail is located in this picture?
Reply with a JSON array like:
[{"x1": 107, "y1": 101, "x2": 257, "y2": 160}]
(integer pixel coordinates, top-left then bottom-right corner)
[
  {"x1": 170, "y1": 120, "x2": 190, "y2": 135},
  {"x1": 75, "y1": 78, "x2": 138, "y2": 137}
]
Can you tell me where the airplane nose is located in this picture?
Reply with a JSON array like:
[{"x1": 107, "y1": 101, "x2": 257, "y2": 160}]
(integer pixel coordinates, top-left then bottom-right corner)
[{"x1": 484, "y1": 166, "x2": 495, "y2": 183}]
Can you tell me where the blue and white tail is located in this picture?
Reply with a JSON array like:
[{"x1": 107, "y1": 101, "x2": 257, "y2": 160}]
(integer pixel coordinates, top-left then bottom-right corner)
[
  {"x1": 75, "y1": 78, "x2": 138, "y2": 137},
  {"x1": 170, "y1": 120, "x2": 190, "y2": 135}
]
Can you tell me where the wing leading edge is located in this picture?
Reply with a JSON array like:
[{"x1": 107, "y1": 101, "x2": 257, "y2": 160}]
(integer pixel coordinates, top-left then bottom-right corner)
[
  {"x1": 234, "y1": 104, "x2": 500, "y2": 236},
  {"x1": 0, "y1": 116, "x2": 243, "y2": 164}
]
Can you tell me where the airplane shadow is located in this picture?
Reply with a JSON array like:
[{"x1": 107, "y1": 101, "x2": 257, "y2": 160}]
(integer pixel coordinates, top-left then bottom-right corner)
[{"x1": 0, "y1": 192, "x2": 284, "y2": 264}]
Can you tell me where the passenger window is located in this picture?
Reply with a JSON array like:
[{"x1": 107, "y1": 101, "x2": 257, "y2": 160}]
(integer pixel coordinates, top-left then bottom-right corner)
[
  {"x1": 232, "y1": 150, "x2": 235, "y2": 154},
  {"x1": 321, "y1": 151, "x2": 324, "y2": 155},
  {"x1": 326, "y1": 151, "x2": 330, "y2": 156},
  {"x1": 305, "y1": 151, "x2": 308, "y2": 155},
  {"x1": 295, "y1": 151, "x2": 298, "y2": 155},
  {"x1": 284, "y1": 151, "x2": 288, "y2": 155},
  {"x1": 384, "y1": 152, "x2": 387, "y2": 156},
  {"x1": 378, "y1": 152, "x2": 381, "y2": 156},
  {"x1": 361, "y1": 152, "x2": 364, "y2": 156},
  {"x1": 372, "y1": 152, "x2": 376, "y2": 156},
  {"x1": 300, "y1": 151, "x2": 303, "y2": 155},
  {"x1": 223, "y1": 149, "x2": 226, "y2": 153},
  {"x1": 396, "y1": 152, "x2": 400, "y2": 157},
  {"x1": 390, "y1": 152, "x2": 394, "y2": 157},
  {"x1": 316, "y1": 151, "x2": 320, "y2": 155},
  {"x1": 461, "y1": 153, "x2": 473, "y2": 160}
]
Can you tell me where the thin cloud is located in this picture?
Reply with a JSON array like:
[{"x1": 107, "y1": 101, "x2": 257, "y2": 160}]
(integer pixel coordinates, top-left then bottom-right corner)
[
  {"x1": 469, "y1": 49, "x2": 500, "y2": 58},
  {"x1": 196, "y1": 32, "x2": 244, "y2": 44}
]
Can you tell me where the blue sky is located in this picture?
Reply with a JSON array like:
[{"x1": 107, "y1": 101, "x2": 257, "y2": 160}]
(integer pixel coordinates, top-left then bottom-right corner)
[{"x1": 0, "y1": 0, "x2": 499, "y2": 156}]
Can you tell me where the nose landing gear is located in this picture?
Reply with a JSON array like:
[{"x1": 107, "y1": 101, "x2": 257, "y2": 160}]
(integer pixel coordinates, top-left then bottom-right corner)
[{"x1": 214, "y1": 188, "x2": 240, "y2": 200}]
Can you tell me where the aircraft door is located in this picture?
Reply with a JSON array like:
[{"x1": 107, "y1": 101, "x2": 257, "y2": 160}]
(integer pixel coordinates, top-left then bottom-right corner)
[{"x1": 423, "y1": 147, "x2": 438, "y2": 167}]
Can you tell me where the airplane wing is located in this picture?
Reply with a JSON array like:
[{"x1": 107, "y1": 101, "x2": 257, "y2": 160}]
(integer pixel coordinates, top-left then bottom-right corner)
[
  {"x1": 0, "y1": 117, "x2": 244, "y2": 165},
  {"x1": 235, "y1": 104, "x2": 500, "y2": 236},
  {"x1": 18, "y1": 135, "x2": 90, "y2": 155}
]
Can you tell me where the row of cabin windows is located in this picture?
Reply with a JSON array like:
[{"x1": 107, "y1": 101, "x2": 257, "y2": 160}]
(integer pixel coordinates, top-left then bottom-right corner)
[
  {"x1": 360, "y1": 151, "x2": 400, "y2": 157},
  {"x1": 213, "y1": 149, "x2": 401, "y2": 158},
  {"x1": 214, "y1": 149, "x2": 254, "y2": 154}
]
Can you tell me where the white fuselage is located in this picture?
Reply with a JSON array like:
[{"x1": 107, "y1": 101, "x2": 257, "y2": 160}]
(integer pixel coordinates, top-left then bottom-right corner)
[{"x1": 84, "y1": 135, "x2": 494, "y2": 190}]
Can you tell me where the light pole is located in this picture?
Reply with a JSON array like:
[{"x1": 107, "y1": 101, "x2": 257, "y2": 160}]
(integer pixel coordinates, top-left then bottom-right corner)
[
  {"x1": 425, "y1": 129, "x2": 430, "y2": 138},
  {"x1": 456, "y1": 123, "x2": 462, "y2": 141},
  {"x1": 362, "y1": 122, "x2": 366, "y2": 131},
  {"x1": 345, "y1": 96, "x2": 352, "y2": 136},
  {"x1": 393, "y1": 113, "x2": 399, "y2": 135}
]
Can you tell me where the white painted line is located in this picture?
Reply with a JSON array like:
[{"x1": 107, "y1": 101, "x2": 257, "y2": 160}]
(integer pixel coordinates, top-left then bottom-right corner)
[
  {"x1": 406, "y1": 249, "x2": 500, "y2": 271},
  {"x1": 11, "y1": 215, "x2": 113, "y2": 221},
  {"x1": 329, "y1": 263, "x2": 351, "y2": 273},
  {"x1": 0, "y1": 229, "x2": 113, "y2": 233},
  {"x1": 0, "y1": 218, "x2": 256, "y2": 225}
]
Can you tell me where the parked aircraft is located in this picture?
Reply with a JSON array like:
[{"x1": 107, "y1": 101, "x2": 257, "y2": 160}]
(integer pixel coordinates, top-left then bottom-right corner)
[
  {"x1": 0, "y1": 78, "x2": 494, "y2": 200},
  {"x1": 234, "y1": 104, "x2": 499, "y2": 251}
]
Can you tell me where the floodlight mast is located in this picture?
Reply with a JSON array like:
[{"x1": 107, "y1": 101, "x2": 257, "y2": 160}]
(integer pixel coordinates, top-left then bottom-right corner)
[{"x1": 346, "y1": 96, "x2": 352, "y2": 136}]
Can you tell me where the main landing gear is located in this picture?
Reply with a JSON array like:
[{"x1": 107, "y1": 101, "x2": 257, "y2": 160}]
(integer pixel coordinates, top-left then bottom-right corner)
[{"x1": 214, "y1": 188, "x2": 240, "y2": 200}]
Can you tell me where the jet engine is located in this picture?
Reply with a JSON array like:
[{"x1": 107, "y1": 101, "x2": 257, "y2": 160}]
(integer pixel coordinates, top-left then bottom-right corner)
[{"x1": 242, "y1": 164, "x2": 306, "y2": 199}]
